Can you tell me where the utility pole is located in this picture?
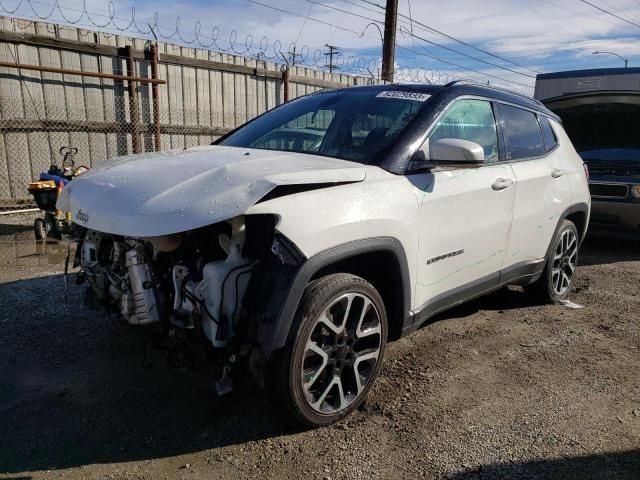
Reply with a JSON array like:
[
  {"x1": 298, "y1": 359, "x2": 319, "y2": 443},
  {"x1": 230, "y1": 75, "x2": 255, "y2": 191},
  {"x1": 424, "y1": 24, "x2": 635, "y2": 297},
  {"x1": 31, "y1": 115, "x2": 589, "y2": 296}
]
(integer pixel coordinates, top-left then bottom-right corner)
[
  {"x1": 287, "y1": 45, "x2": 302, "y2": 66},
  {"x1": 381, "y1": 0, "x2": 398, "y2": 83},
  {"x1": 324, "y1": 44, "x2": 339, "y2": 73}
]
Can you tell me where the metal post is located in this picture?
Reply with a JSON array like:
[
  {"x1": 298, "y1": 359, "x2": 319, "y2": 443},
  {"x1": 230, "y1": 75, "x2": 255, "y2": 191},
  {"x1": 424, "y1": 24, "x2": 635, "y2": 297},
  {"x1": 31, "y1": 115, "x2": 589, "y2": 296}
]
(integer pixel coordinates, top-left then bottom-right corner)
[
  {"x1": 125, "y1": 45, "x2": 141, "y2": 154},
  {"x1": 150, "y1": 43, "x2": 161, "y2": 152},
  {"x1": 282, "y1": 67, "x2": 290, "y2": 103},
  {"x1": 381, "y1": 0, "x2": 398, "y2": 83}
]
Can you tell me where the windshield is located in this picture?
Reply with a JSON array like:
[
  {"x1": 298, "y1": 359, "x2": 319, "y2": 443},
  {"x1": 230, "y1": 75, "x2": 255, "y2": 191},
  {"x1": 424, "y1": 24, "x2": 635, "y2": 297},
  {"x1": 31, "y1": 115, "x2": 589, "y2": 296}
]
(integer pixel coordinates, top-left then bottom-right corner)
[{"x1": 219, "y1": 89, "x2": 431, "y2": 165}]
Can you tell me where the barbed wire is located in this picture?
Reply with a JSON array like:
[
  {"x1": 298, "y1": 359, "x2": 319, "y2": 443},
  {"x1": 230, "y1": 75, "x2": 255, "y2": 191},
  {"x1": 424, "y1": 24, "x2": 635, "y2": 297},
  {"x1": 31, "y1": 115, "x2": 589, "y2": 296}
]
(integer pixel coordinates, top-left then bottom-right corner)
[
  {"x1": 0, "y1": 0, "x2": 474, "y2": 84},
  {"x1": 0, "y1": 0, "x2": 372, "y2": 70}
]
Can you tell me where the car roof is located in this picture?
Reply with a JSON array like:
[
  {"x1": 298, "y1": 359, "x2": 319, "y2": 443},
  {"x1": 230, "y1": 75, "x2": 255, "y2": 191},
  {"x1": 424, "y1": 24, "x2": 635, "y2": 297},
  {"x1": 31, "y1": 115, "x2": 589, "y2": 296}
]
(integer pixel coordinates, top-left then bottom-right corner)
[{"x1": 324, "y1": 82, "x2": 560, "y2": 122}]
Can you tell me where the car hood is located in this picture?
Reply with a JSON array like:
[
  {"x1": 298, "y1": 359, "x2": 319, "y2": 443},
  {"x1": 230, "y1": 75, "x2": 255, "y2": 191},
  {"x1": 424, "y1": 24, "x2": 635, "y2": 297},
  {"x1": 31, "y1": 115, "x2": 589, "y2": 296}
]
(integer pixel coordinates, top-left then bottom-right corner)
[{"x1": 57, "y1": 146, "x2": 366, "y2": 237}]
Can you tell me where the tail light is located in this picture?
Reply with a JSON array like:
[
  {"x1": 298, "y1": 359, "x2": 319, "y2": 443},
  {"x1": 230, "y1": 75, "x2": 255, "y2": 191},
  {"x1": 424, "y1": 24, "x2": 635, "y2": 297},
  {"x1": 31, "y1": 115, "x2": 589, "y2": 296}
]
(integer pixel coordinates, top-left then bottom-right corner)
[{"x1": 583, "y1": 163, "x2": 589, "y2": 180}]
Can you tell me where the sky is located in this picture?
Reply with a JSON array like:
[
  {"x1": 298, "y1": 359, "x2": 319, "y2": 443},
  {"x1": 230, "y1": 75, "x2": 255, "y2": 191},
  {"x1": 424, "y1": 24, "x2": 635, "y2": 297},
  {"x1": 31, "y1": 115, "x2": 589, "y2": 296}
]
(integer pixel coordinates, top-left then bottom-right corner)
[{"x1": 3, "y1": 0, "x2": 640, "y2": 92}]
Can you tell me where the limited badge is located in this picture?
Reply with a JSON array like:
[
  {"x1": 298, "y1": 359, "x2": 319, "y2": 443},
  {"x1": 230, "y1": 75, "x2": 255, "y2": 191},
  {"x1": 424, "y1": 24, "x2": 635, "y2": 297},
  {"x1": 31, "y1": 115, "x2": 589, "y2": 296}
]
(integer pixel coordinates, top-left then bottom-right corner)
[
  {"x1": 427, "y1": 249, "x2": 464, "y2": 265},
  {"x1": 376, "y1": 91, "x2": 431, "y2": 101}
]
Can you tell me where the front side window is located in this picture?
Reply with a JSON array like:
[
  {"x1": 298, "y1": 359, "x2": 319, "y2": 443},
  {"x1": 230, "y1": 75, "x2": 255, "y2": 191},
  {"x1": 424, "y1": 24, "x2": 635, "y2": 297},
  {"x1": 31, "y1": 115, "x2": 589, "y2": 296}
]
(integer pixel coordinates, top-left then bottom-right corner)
[
  {"x1": 220, "y1": 89, "x2": 430, "y2": 165},
  {"x1": 426, "y1": 99, "x2": 499, "y2": 162},
  {"x1": 497, "y1": 104, "x2": 546, "y2": 160}
]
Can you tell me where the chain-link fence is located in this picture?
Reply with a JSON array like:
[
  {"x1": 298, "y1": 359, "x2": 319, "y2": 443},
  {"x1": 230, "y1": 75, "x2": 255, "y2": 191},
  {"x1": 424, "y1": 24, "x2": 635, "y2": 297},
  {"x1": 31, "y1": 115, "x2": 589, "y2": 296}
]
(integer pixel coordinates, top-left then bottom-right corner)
[
  {"x1": 0, "y1": 95, "x2": 258, "y2": 208},
  {"x1": 0, "y1": 14, "x2": 378, "y2": 210}
]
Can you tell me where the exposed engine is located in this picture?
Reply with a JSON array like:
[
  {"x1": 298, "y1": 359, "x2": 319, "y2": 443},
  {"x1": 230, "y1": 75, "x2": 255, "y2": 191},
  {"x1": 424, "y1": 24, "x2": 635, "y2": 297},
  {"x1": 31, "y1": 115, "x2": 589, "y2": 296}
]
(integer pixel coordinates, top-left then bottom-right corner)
[{"x1": 77, "y1": 215, "x2": 279, "y2": 355}]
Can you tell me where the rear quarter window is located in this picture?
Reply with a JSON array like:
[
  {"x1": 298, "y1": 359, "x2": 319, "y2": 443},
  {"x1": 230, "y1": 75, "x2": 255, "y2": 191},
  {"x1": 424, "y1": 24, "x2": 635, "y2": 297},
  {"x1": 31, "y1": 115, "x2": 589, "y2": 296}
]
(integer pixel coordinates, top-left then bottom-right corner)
[
  {"x1": 539, "y1": 116, "x2": 559, "y2": 152},
  {"x1": 497, "y1": 104, "x2": 546, "y2": 160}
]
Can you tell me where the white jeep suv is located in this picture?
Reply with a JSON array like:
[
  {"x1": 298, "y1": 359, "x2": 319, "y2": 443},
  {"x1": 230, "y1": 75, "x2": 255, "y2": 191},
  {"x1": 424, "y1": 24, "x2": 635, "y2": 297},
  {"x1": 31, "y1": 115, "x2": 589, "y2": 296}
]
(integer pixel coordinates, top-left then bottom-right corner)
[{"x1": 58, "y1": 82, "x2": 590, "y2": 426}]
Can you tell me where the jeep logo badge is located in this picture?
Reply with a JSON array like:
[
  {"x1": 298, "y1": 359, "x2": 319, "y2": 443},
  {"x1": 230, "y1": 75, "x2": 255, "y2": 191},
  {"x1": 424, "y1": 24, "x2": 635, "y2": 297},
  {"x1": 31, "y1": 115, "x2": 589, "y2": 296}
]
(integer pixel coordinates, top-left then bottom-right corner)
[{"x1": 76, "y1": 209, "x2": 89, "y2": 223}]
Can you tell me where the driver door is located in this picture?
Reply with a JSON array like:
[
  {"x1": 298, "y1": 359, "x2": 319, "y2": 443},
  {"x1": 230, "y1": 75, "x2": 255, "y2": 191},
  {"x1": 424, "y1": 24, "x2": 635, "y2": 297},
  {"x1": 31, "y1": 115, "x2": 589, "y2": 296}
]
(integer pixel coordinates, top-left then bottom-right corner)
[{"x1": 410, "y1": 99, "x2": 516, "y2": 317}]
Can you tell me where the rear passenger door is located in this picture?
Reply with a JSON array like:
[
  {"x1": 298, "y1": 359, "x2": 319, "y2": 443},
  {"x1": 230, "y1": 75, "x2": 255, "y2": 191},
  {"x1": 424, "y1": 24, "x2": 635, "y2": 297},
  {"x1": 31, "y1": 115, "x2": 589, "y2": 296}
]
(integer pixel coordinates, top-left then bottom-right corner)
[{"x1": 497, "y1": 103, "x2": 573, "y2": 274}]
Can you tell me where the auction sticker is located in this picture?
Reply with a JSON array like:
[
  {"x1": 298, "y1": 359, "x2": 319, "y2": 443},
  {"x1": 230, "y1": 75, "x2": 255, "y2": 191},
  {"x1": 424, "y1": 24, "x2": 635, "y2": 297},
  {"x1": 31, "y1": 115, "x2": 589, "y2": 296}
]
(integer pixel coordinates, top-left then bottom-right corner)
[{"x1": 376, "y1": 90, "x2": 431, "y2": 101}]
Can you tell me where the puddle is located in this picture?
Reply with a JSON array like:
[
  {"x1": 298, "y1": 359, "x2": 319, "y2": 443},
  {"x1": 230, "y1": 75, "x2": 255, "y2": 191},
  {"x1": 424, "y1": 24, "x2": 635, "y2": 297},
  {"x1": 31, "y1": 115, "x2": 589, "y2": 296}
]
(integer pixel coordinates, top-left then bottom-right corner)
[{"x1": 0, "y1": 233, "x2": 71, "y2": 267}]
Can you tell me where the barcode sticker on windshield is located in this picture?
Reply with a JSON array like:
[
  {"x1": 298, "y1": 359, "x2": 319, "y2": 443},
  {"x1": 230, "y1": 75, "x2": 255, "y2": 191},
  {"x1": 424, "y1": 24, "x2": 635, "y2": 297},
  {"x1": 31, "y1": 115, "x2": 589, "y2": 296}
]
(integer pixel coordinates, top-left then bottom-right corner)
[{"x1": 376, "y1": 91, "x2": 431, "y2": 101}]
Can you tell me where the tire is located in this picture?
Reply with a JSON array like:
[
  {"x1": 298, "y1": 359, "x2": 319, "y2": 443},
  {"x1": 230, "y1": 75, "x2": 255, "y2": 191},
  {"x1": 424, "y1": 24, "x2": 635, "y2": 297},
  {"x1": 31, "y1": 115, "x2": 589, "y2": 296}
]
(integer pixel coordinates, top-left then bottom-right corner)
[
  {"x1": 267, "y1": 273, "x2": 388, "y2": 427},
  {"x1": 526, "y1": 219, "x2": 579, "y2": 303},
  {"x1": 44, "y1": 213, "x2": 62, "y2": 240},
  {"x1": 33, "y1": 218, "x2": 46, "y2": 241}
]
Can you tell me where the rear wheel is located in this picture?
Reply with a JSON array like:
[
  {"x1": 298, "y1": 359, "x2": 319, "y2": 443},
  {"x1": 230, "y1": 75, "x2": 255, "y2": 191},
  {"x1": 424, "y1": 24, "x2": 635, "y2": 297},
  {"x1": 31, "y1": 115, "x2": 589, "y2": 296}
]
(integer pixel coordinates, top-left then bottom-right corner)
[
  {"x1": 268, "y1": 273, "x2": 387, "y2": 427},
  {"x1": 526, "y1": 219, "x2": 579, "y2": 303}
]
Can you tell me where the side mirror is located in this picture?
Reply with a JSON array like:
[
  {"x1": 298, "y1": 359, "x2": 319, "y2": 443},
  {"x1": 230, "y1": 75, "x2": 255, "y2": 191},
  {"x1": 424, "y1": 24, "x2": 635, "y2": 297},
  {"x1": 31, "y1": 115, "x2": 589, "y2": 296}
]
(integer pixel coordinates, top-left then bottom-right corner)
[
  {"x1": 408, "y1": 138, "x2": 485, "y2": 172},
  {"x1": 430, "y1": 138, "x2": 485, "y2": 163}
]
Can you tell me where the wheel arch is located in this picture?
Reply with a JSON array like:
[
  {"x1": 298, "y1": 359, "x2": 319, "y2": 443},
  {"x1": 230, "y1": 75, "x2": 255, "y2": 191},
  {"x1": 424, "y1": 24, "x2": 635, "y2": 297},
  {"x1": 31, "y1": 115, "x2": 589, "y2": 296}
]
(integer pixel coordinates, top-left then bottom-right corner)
[
  {"x1": 565, "y1": 207, "x2": 588, "y2": 243},
  {"x1": 545, "y1": 202, "x2": 590, "y2": 260},
  {"x1": 267, "y1": 237, "x2": 411, "y2": 352}
]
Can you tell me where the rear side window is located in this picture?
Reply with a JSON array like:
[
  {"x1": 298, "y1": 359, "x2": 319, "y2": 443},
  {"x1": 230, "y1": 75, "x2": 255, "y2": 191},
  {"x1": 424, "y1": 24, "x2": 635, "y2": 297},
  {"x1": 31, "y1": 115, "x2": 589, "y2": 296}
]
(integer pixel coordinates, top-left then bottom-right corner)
[
  {"x1": 539, "y1": 116, "x2": 558, "y2": 152},
  {"x1": 497, "y1": 104, "x2": 545, "y2": 160}
]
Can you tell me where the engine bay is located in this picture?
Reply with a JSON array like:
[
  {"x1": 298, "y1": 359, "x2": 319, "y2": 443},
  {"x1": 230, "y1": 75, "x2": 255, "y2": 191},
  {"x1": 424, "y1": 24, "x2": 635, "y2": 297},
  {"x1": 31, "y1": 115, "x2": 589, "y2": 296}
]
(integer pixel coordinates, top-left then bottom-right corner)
[{"x1": 74, "y1": 214, "x2": 299, "y2": 392}]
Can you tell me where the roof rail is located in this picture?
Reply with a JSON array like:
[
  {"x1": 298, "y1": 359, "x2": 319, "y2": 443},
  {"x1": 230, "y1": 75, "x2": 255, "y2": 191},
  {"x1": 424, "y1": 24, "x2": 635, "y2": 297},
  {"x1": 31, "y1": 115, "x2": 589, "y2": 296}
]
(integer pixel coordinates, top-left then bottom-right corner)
[
  {"x1": 444, "y1": 79, "x2": 543, "y2": 106},
  {"x1": 443, "y1": 79, "x2": 465, "y2": 88}
]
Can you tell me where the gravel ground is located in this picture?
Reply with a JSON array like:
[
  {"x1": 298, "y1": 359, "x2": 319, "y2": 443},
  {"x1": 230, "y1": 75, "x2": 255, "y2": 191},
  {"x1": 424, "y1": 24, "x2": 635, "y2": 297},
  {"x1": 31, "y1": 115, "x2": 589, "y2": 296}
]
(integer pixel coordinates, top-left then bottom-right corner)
[{"x1": 0, "y1": 213, "x2": 638, "y2": 480}]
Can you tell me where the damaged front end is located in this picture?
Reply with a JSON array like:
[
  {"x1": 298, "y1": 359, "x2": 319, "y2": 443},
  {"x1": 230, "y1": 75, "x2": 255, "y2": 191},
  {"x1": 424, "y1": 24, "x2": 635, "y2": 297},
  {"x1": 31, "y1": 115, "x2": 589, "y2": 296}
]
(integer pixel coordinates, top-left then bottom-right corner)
[{"x1": 75, "y1": 214, "x2": 303, "y2": 392}]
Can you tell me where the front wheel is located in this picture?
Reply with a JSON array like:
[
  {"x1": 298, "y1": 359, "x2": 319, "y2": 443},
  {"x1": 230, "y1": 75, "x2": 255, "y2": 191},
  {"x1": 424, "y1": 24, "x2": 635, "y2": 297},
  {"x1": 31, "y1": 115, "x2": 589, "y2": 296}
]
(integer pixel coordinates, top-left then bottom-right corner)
[
  {"x1": 44, "y1": 213, "x2": 62, "y2": 240},
  {"x1": 268, "y1": 273, "x2": 388, "y2": 427},
  {"x1": 526, "y1": 219, "x2": 579, "y2": 303},
  {"x1": 33, "y1": 217, "x2": 46, "y2": 241}
]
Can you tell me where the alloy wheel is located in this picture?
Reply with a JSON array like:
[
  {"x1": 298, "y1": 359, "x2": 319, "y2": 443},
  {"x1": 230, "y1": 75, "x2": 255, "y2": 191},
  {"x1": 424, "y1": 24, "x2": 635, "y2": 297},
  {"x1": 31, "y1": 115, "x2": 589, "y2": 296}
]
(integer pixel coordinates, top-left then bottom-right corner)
[
  {"x1": 301, "y1": 292, "x2": 382, "y2": 414},
  {"x1": 551, "y1": 229, "x2": 578, "y2": 296}
]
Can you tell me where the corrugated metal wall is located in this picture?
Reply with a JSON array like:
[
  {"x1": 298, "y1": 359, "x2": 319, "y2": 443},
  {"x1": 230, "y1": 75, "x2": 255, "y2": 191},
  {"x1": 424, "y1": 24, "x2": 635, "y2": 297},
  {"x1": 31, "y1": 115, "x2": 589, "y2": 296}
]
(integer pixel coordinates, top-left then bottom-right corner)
[{"x1": 0, "y1": 16, "x2": 380, "y2": 202}]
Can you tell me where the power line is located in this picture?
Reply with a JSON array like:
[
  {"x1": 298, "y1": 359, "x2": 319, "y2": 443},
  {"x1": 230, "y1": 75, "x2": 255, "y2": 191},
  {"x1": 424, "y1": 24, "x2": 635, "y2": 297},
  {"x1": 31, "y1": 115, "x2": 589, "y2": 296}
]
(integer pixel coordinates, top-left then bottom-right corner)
[
  {"x1": 394, "y1": 43, "x2": 534, "y2": 89},
  {"x1": 537, "y1": 0, "x2": 623, "y2": 25},
  {"x1": 399, "y1": 27, "x2": 537, "y2": 78},
  {"x1": 358, "y1": 0, "x2": 542, "y2": 74},
  {"x1": 246, "y1": 0, "x2": 535, "y2": 89},
  {"x1": 355, "y1": 0, "x2": 387, "y2": 10},
  {"x1": 301, "y1": 0, "x2": 539, "y2": 78},
  {"x1": 473, "y1": 36, "x2": 640, "y2": 56},
  {"x1": 406, "y1": 0, "x2": 417, "y2": 68},
  {"x1": 579, "y1": 0, "x2": 640, "y2": 29},
  {"x1": 245, "y1": 0, "x2": 370, "y2": 37},
  {"x1": 599, "y1": 0, "x2": 640, "y2": 23},
  {"x1": 515, "y1": 0, "x2": 577, "y2": 37},
  {"x1": 340, "y1": 44, "x2": 605, "y2": 68},
  {"x1": 295, "y1": 3, "x2": 314, "y2": 45},
  {"x1": 296, "y1": 5, "x2": 313, "y2": 43},
  {"x1": 397, "y1": 14, "x2": 542, "y2": 74},
  {"x1": 326, "y1": 3, "x2": 355, "y2": 44},
  {"x1": 340, "y1": 0, "x2": 387, "y2": 18},
  {"x1": 303, "y1": 0, "x2": 384, "y2": 24}
]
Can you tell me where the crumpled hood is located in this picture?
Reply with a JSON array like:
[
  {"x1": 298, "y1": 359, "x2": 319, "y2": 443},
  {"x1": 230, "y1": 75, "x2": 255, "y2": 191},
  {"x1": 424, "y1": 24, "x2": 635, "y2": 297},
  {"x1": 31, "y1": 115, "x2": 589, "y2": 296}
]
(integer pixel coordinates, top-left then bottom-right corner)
[{"x1": 57, "y1": 145, "x2": 366, "y2": 237}]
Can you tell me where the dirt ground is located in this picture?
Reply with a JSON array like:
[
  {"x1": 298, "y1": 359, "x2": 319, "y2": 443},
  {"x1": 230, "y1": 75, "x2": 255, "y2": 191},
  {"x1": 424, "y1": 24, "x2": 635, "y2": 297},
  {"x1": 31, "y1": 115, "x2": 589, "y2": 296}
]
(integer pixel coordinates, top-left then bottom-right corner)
[{"x1": 0, "y1": 213, "x2": 638, "y2": 480}]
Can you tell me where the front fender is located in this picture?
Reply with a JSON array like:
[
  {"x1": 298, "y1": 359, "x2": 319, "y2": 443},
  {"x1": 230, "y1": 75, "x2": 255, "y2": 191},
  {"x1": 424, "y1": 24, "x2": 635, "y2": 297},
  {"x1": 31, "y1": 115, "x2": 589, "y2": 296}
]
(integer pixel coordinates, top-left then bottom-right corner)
[{"x1": 264, "y1": 237, "x2": 412, "y2": 353}]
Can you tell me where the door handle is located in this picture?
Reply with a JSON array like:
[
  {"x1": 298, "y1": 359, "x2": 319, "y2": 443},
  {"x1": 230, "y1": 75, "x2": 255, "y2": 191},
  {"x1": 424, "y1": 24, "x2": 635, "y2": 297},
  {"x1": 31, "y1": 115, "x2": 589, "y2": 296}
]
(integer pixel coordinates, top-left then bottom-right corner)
[
  {"x1": 491, "y1": 177, "x2": 514, "y2": 191},
  {"x1": 551, "y1": 168, "x2": 566, "y2": 178}
]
